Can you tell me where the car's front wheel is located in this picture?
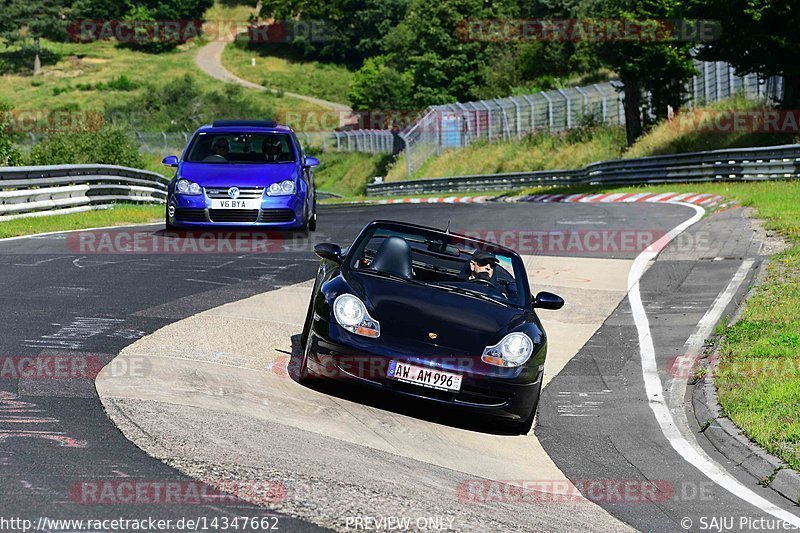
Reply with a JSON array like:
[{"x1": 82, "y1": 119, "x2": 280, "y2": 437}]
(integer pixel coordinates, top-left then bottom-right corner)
[
  {"x1": 308, "y1": 209, "x2": 317, "y2": 231},
  {"x1": 165, "y1": 210, "x2": 177, "y2": 231}
]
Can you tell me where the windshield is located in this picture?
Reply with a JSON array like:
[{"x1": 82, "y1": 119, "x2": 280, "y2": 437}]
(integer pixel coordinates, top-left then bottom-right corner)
[
  {"x1": 347, "y1": 224, "x2": 528, "y2": 307},
  {"x1": 185, "y1": 132, "x2": 296, "y2": 164}
]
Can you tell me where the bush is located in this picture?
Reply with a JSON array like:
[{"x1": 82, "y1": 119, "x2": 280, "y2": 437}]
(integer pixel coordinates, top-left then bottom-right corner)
[
  {"x1": 0, "y1": 101, "x2": 22, "y2": 166},
  {"x1": 28, "y1": 125, "x2": 145, "y2": 168},
  {"x1": 105, "y1": 74, "x2": 275, "y2": 132}
]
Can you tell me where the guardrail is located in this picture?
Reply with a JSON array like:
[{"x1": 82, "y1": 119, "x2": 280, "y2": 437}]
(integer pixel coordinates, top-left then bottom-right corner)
[
  {"x1": 366, "y1": 144, "x2": 800, "y2": 196},
  {"x1": 0, "y1": 164, "x2": 169, "y2": 221}
]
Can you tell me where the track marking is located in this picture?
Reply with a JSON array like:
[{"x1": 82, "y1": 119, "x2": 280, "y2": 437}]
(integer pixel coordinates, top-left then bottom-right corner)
[
  {"x1": 628, "y1": 202, "x2": 800, "y2": 525},
  {"x1": 0, "y1": 222, "x2": 163, "y2": 243}
]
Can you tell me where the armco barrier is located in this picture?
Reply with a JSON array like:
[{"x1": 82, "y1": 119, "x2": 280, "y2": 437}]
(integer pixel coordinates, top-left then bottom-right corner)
[
  {"x1": 0, "y1": 164, "x2": 168, "y2": 221},
  {"x1": 366, "y1": 144, "x2": 800, "y2": 196}
]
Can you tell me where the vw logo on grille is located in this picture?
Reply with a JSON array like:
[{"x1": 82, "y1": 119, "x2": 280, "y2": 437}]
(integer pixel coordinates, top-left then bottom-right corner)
[{"x1": 227, "y1": 187, "x2": 240, "y2": 199}]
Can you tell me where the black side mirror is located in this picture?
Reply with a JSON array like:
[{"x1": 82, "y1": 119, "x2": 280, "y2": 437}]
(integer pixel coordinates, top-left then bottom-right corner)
[
  {"x1": 314, "y1": 243, "x2": 342, "y2": 263},
  {"x1": 533, "y1": 291, "x2": 564, "y2": 310}
]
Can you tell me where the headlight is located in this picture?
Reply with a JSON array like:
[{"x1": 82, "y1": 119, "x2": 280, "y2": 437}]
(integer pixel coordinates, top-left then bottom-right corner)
[
  {"x1": 332, "y1": 294, "x2": 380, "y2": 338},
  {"x1": 176, "y1": 179, "x2": 201, "y2": 195},
  {"x1": 267, "y1": 180, "x2": 296, "y2": 196},
  {"x1": 482, "y1": 332, "x2": 534, "y2": 367}
]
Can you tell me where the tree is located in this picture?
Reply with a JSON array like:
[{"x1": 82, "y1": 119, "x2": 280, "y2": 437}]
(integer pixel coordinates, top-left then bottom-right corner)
[
  {"x1": 378, "y1": 0, "x2": 519, "y2": 107},
  {"x1": 0, "y1": 0, "x2": 70, "y2": 71},
  {"x1": 72, "y1": 0, "x2": 214, "y2": 53},
  {"x1": 349, "y1": 56, "x2": 414, "y2": 110},
  {"x1": 258, "y1": 0, "x2": 409, "y2": 66},
  {"x1": 688, "y1": 0, "x2": 800, "y2": 107},
  {"x1": 593, "y1": 0, "x2": 697, "y2": 144}
]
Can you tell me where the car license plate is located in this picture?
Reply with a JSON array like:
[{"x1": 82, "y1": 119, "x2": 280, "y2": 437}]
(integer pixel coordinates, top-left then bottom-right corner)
[
  {"x1": 211, "y1": 199, "x2": 260, "y2": 209},
  {"x1": 387, "y1": 360, "x2": 462, "y2": 391}
]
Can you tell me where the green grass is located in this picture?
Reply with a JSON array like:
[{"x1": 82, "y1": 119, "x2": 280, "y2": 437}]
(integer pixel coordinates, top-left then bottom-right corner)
[
  {"x1": 385, "y1": 126, "x2": 627, "y2": 181},
  {"x1": 624, "y1": 96, "x2": 798, "y2": 158},
  {"x1": 0, "y1": 36, "x2": 323, "y2": 127},
  {"x1": 222, "y1": 42, "x2": 353, "y2": 106},
  {"x1": 385, "y1": 96, "x2": 799, "y2": 182},
  {"x1": 313, "y1": 151, "x2": 396, "y2": 197},
  {"x1": 0, "y1": 204, "x2": 163, "y2": 238}
]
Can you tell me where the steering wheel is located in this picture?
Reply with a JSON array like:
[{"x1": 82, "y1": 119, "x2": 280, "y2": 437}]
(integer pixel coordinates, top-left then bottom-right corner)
[{"x1": 469, "y1": 278, "x2": 496, "y2": 287}]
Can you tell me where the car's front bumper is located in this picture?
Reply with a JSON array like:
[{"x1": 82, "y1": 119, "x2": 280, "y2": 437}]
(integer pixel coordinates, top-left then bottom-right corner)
[
  {"x1": 304, "y1": 330, "x2": 543, "y2": 421},
  {"x1": 167, "y1": 192, "x2": 305, "y2": 229}
]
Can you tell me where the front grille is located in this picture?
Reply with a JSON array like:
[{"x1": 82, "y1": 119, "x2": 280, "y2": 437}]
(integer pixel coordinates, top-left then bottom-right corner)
[
  {"x1": 260, "y1": 208, "x2": 295, "y2": 223},
  {"x1": 208, "y1": 209, "x2": 260, "y2": 223},
  {"x1": 174, "y1": 208, "x2": 206, "y2": 222},
  {"x1": 205, "y1": 187, "x2": 264, "y2": 199}
]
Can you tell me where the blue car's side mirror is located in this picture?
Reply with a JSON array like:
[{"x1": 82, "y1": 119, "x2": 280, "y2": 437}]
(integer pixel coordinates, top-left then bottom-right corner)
[
  {"x1": 304, "y1": 157, "x2": 320, "y2": 168},
  {"x1": 533, "y1": 291, "x2": 564, "y2": 310},
  {"x1": 162, "y1": 155, "x2": 179, "y2": 167}
]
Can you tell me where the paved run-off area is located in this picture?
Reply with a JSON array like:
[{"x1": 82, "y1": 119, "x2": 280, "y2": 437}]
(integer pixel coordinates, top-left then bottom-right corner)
[{"x1": 97, "y1": 253, "x2": 636, "y2": 531}]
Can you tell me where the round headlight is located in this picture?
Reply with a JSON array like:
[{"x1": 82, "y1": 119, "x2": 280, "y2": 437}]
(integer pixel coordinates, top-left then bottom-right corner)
[
  {"x1": 281, "y1": 180, "x2": 295, "y2": 193},
  {"x1": 176, "y1": 179, "x2": 190, "y2": 193},
  {"x1": 500, "y1": 333, "x2": 534, "y2": 366},
  {"x1": 188, "y1": 181, "x2": 201, "y2": 194},
  {"x1": 268, "y1": 182, "x2": 283, "y2": 194},
  {"x1": 333, "y1": 294, "x2": 366, "y2": 327}
]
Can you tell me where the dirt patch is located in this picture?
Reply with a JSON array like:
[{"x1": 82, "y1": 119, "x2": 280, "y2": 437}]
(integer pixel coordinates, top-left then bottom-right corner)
[{"x1": 745, "y1": 206, "x2": 791, "y2": 256}]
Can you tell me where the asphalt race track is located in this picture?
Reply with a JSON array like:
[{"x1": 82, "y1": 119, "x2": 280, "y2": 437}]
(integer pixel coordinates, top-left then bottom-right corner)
[{"x1": 1, "y1": 202, "x2": 798, "y2": 532}]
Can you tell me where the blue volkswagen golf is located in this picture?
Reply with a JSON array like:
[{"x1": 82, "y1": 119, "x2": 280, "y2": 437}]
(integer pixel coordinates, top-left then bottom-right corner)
[{"x1": 162, "y1": 120, "x2": 319, "y2": 231}]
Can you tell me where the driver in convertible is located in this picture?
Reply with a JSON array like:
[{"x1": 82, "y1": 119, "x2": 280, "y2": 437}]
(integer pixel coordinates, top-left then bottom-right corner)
[
  {"x1": 467, "y1": 250, "x2": 498, "y2": 282},
  {"x1": 465, "y1": 250, "x2": 515, "y2": 299}
]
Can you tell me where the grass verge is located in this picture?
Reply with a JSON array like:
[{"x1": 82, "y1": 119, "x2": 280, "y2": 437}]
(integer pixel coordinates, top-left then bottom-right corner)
[
  {"x1": 312, "y1": 151, "x2": 396, "y2": 197},
  {"x1": 0, "y1": 204, "x2": 163, "y2": 239},
  {"x1": 222, "y1": 42, "x2": 353, "y2": 106},
  {"x1": 385, "y1": 96, "x2": 799, "y2": 183}
]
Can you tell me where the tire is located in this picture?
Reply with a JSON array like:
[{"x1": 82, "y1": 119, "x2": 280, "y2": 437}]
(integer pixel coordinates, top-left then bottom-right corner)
[
  {"x1": 298, "y1": 205, "x2": 310, "y2": 237},
  {"x1": 308, "y1": 209, "x2": 317, "y2": 231},
  {"x1": 165, "y1": 211, "x2": 177, "y2": 231},
  {"x1": 298, "y1": 344, "x2": 311, "y2": 383}
]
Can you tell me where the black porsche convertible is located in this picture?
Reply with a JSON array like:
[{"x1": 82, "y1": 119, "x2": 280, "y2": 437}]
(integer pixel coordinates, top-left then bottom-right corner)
[{"x1": 299, "y1": 220, "x2": 564, "y2": 433}]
